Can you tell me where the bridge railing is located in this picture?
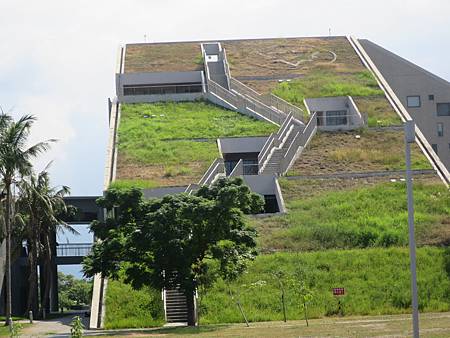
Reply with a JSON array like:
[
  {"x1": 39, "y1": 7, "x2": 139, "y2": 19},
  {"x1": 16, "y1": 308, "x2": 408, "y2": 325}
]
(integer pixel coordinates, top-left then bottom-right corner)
[{"x1": 56, "y1": 243, "x2": 92, "y2": 257}]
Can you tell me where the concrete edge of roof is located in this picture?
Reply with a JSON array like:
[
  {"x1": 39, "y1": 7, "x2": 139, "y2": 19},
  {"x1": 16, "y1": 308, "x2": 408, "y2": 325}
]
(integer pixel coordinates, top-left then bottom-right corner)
[
  {"x1": 360, "y1": 39, "x2": 450, "y2": 87},
  {"x1": 124, "y1": 35, "x2": 349, "y2": 47}
]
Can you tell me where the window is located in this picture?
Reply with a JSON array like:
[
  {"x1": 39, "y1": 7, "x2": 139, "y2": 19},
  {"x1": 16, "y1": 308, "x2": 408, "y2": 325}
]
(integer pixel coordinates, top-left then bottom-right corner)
[
  {"x1": 437, "y1": 123, "x2": 444, "y2": 137},
  {"x1": 407, "y1": 96, "x2": 421, "y2": 108},
  {"x1": 123, "y1": 83, "x2": 203, "y2": 96},
  {"x1": 437, "y1": 103, "x2": 450, "y2": 116},
  {"x1": 326, "y1": 110, "x2": 347, "y2": 126},
  {"x1": 429, "y1": 94, "x2": 434, "y2": 101},
  {"x1": 432, "y1": 144, "x2": 438, "y2": 154}
]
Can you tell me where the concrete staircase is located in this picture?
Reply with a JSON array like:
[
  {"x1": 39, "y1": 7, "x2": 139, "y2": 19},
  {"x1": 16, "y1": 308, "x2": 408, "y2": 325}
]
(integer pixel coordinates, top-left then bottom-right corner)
[
  {"x1": 202, "y1": 42, "x2": 230, "y2": 90},
  {"x1": 261, "y1": 126, "x2": 299, "y2": 175},
  {"x1": 164, "y1": 287, "x2": 189, "y2": 323}
]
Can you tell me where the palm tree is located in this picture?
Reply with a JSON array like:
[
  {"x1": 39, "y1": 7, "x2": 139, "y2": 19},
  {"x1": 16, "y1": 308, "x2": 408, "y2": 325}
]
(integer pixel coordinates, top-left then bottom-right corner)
[
  {"x1": 0, "y1": 113, "x2": 55, "y2": 325},
  {"x1": 17, "y1": 169, "x2": 75, "y2": 317}
]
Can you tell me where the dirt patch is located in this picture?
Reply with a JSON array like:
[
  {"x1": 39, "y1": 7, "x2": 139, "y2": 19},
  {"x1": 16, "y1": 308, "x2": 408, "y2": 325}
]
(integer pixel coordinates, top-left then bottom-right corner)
[
  {"x1": 223, "y1": 36, "x2": 365, "y2": 93},
  {"x1": 116, "y1": 154, "x2": 210, "y2": 187}
]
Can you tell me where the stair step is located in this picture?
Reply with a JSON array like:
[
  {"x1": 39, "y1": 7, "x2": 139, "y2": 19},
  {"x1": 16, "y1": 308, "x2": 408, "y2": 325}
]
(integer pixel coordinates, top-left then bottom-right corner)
[
  {"x1": 167, "y1": 311, "x2": 188, "y2": 315},
  {"x1": 167, "y1": 314, "x2": 188, "y2": 318},
  {"x1": 166, "y1": 304, "x2": 187, "y2": 308}
]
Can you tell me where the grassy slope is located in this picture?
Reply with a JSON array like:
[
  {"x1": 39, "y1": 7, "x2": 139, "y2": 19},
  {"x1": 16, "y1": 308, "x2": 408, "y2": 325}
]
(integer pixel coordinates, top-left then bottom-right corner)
[
  {"x1": 104, "y1": 279, "x2": 164, "y2": 329},
  {"x1": 253, "y1": 177, "x2": 450, "y2": 252},
  {"x1": 105, "y1": 247, "x2": 450, "y2": 328},
  {"x1": 201, "y1": 247, "x2": 450, "y2": 324},
  {"x1": 104, "y1": 176, "x2": 449, "y2": 328},
  {"x1": 116, "y1": 101, "x2": 277, "y2": 187}
]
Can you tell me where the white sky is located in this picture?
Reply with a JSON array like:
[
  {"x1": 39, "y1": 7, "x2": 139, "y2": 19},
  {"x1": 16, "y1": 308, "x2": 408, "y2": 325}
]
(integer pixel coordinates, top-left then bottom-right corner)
[{"x1": 1, "y1": 0, "x2": 450, "y2": 196}]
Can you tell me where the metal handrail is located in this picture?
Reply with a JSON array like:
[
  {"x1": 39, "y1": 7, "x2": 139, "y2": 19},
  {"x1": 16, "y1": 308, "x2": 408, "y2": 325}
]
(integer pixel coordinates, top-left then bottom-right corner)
[
  {"x1": 258, "y1": 133, "x2": 275, "y2": 162},
  {"x1": 277, "y1": 114, "x2": 294, "y2": 145},
  {"x1": 263, "y1": 93, "x2": 305, "y2": 122},
  {"x1": 198, "y1": 158, "x2": 224, "y2": 186},
  {"x1": 258, "y1": 134, "x2": 275, "y2": 166},
  {"x1": 281, "y1": 113, "x2": 317, "y2": 174},
  {"x1": 230, "y1": 77, "x2": 305, "y2": 123},
  {"x1": 229, "y1": 159, "x2": 243, "y2": 177},
  {"x1": 230, "y1": 77, "x2": 261, "y2": 98},
  {"x1": 56, "y1": 243, "x2": 92, "y2": 257},
  {"x1": 257, "y1": 113, "x2": 294, "y2": 173}
]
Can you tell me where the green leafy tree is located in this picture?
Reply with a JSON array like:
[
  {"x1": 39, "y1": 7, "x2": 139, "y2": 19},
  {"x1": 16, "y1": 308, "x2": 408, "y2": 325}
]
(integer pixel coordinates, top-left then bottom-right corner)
[
  {"x1": 0, "y1": 113, "x2": 54, "y2": 325},
  {"x1": 16, "y1": 169, "x2": 73, "y2": 318},
  {"x1": 16, "y1": 169, "x2": 74, "y2": 317},
  {"x1": 83, "y1": 177, "x2": 263, "y2": 326},
  {"x1": 58, "y1": 272, "x2": 92, "y2": 311}
]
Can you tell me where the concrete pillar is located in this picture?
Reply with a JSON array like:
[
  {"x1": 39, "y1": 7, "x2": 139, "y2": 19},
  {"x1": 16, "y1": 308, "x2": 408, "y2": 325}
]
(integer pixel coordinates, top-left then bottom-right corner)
[{"x1": 50, "y1": 263, "x2": 58, "y2": 312}]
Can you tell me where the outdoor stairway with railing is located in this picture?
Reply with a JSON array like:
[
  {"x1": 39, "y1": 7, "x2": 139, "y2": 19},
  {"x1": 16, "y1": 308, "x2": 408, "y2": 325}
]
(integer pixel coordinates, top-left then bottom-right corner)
[
  {"x1": 261, "y1": 125, "x2": 300, "y2": 175},
  {"x1": 164, "y1": 286, "x2": 189, "y2": 323},
  {"x1": 202, "y1": 42, "x2": 305, "y2": 127},
  {"x1": 258, "y1": 112, "x2": 318, "y2": 176}
]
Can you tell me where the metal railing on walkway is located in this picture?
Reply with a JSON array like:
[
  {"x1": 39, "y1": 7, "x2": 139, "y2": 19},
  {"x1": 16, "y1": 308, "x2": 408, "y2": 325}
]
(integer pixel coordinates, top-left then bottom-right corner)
[{"x1": 56, "y1": 243, "x2": 92, "y2": 257}]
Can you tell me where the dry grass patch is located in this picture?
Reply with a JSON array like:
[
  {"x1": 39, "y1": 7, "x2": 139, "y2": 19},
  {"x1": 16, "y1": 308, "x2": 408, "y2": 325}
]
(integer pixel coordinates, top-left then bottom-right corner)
[
  {"x1": 124, "y1": 42, "x2": 202, "y2": 73},
  {"x1": 116, "y1": 155, "x2": 211, "y2": 187},
  {"x1": 224, "y1": 36, "x2": 364, "y2": 79},
  {"x1": 288, "y1": 129, "x2": 431, "y2": 176}
]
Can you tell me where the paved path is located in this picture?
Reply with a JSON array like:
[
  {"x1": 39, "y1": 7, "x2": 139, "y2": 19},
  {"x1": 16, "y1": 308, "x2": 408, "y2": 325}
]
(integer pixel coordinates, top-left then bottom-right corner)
[{"x1": 20, "y1": 312, "x2": 89, "y2": 337}]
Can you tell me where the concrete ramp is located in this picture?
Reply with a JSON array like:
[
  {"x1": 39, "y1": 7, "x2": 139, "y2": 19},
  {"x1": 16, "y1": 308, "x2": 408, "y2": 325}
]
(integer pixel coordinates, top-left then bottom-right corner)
[{"x1": 202, "y1": 42, "x2": 230, "y2": 90}]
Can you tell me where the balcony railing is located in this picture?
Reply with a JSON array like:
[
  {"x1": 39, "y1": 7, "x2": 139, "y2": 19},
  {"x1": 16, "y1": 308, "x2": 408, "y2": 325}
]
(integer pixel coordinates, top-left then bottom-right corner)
[{"x1": 56, "y1": 243, "x2": 92, "y2": 257}]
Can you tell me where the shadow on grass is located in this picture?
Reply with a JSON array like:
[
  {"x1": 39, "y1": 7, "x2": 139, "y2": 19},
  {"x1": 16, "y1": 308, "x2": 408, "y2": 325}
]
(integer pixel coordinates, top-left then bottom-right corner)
[{"x1": 100, "y1": 324, "x2": 231, "y2": 336}]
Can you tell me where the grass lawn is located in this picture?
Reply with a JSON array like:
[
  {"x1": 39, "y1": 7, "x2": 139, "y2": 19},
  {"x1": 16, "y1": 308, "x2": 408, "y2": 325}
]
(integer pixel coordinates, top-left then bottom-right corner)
[
  {"x1": 253, "y1": 176, "x2": 449, "y2": 251},
  {"x1": 272, "y1": 71, "x2": 383, "y2": 110},
  {"x1": 98, "y1": 312, "x2": 450, "y2": 337},
  {"x1": 104, "y1": 247, "x2": 450, "y2": 328},
  {"x1": 287, "y1": 129, "x2": 431, "y2": 176},
  {"x1": 116, "y1": 101, "x2": 277, "y2": 187}
]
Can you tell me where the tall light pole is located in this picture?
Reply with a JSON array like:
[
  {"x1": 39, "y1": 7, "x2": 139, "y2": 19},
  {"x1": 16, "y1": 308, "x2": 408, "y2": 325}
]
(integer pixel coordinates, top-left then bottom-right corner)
[{"x1": 405, "y1": 120, "x2": 419, "y2": 338}]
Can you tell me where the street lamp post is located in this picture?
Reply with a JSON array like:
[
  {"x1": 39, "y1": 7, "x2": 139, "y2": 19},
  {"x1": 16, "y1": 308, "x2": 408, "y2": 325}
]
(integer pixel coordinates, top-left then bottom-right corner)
[{"x1": 405, "y1": 120, "x2": 419, "y2": 338}]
